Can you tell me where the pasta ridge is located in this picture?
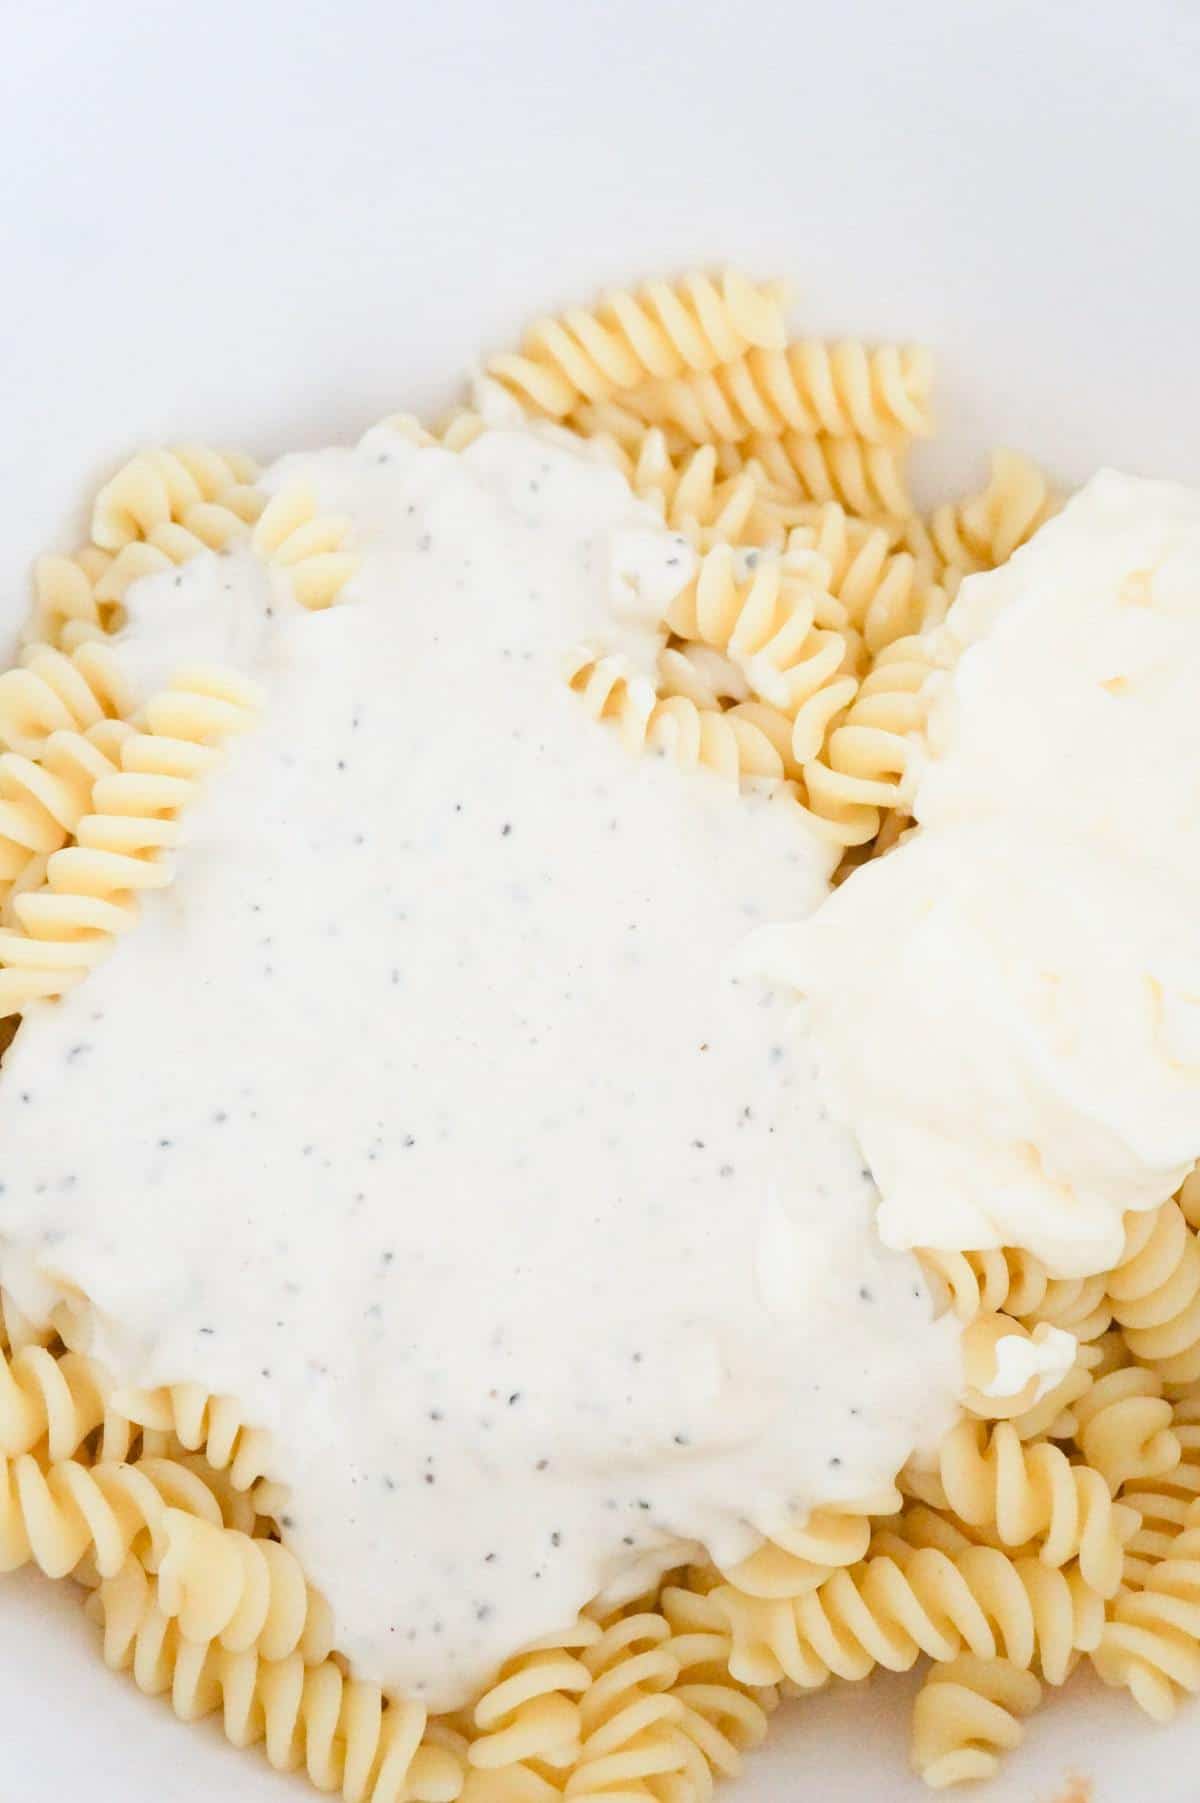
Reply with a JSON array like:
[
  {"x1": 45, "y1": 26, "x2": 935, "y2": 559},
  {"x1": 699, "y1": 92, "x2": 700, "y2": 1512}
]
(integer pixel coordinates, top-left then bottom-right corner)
[
  {"x1": 911, "y1": 1654, "x2": 1043, "y2": 1789},
  {"x1": 0, "y1": 662, "x2": 263, "y2": 1015},
  {"x1": 488, "y1": 271, "x2": 790, "y2": 419},
  {"x1": 613, "y1": 339, "x2": 932, "y2": 449}
]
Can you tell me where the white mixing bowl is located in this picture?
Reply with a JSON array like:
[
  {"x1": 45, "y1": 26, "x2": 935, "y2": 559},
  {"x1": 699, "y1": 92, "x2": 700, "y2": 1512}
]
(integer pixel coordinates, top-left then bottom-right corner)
[{"x1": 3, "y1": 2, "x2": 1198, "y2": 1797}]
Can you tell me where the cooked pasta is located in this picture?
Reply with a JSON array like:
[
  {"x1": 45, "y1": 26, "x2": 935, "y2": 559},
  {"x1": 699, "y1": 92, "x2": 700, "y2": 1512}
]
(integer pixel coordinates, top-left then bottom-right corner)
[
  {"x1": 565, "y1": 646, "x2": 792, "y2": 787},
  {"x1": 25, "y1": 552, "x2": 113, "y2": 653},
  {"x1": 0, "y1": 662, "x2": 263, "y2": 1014},
  {"x1": 91, "y1": 447, "x2": 262, "y2": 553},
  {"x1": 488, "y1": 271, "x2": 789, "y2": 419},
  {"x1": 596, "y1": 429, "x2": 777, "y2": 550},
  {"x1": 711, "y1": 1543, "x2": 1104, "y2": 1692},
  {"x1": 630, "y1": 419, "x2": 914, "y2": 521},
  {"x1": 662, "y1": 541, "x2": 857, "y2": 722},
  {"x1": 907, "y1": 1417, "x2": 1137, "y2": 1596},
  {"x1": 911, "y1": 1656, "x2": 1044, "y2": 1788},
  {"x1": 1070, "y1": 1367, "x2": 1180, "y2": 1495},
  {"x1": 1119, "y1": 1393, "x2": 1200, "y2": 1588},
  {"x1": 1105, "y1": 1195, "x2": 1200, "y2": 1392},
  {"x1": 716, "y1": 1493, "x2": 898, "y2": 1600},
  {"x1": 1092, "y1": 1499, "x2": 1200, "y2": 1722},
  {"x1": 85, "y1": 1557, "x2": 468, "y2": 1803},
  {"x1": 0, "y1": 731, "x2": 117, "y2": 903},
  {"x1": 0, "y1": 1338, "x2": 122, "y2": 1463},
  {"x1": 918, "y1": 1246, "x2": 1053, "y2": 1326},
  {"x1": 614, "y1": 339, "x2": 932, "y2": 451},
  {"x1": 904, "y1": 449, "x2": 1058, "y2": 586},
  {"x1": 251, "y1": 483, "x2": 359, "y2": 609},
  {"x1": 0, "y1": 1449, "x2": 229, "y2": 1582},
  {"x1": 0, "y1": 642, "x2": 135, "y2": 760},
  {"x1": 6, "y1": 266, "x2": 1200, "y2": 1803},
  {"x1": 105, "y1": 1380, "x2": 275, "y2": 1492},
  {"x1": 800, "y1": 632, "x2": 937, "y2": 839},
  {"x1": 156, "y1": 1510, "x2": 334, "y2": 1663}
]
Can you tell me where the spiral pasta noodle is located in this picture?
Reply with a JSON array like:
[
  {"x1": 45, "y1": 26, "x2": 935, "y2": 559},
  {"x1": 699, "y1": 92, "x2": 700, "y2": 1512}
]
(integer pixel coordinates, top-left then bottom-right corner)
[
  {"x1": 488, "y1": 271, "x2": 789, "y2": 419},
  {"x1": 919, "y1": 1246, "x2": 1050, "y2": 1326},
  {"x1": 909, "y1": 1417, "x2": 1137, "y2": 1597},
  {"x1": 1118, "y1": 1392, "x2": 1200, "y2": 1587},
  {"x1": 0, "y1": 1449, "x2": 230, "y2": 1581},
  {"x1": 85, "y1": 1557, "x2": 467, "y2": 1803},
  {"x1": 716, "y1": 1494, "x2": 898, "y2": 1600},
  {"x1": 25, "y1": 551, "x2": 114, "y2": 653},
  {"x1": 711, "y1": 1541, "x2": 1104, "y2": 1693},
  {"x1": 1105, "y1": 1195, "x2": 1200, "y2": 1393},
  {"x1": 464, "y1": 1620, "x2": 598, "y2": 1771},
  {"x1": 0, "y1": 642, "x2": 135, "y2": 761},
  {"x1": 1069, "y1": 1367, "x2": 1180, "y2": 1495},
  {"x1": 911, "y1": 1655, "x2": 1043, "y2": 1788},
  {"x1": 0, "y1": 1338, "x2": 127, "y2": 1464},
  {"x1": 904, "y1": 450, "x2": 1058, "y2": 586},
  {"x1": 797, "y1": 633, "x2": 937, "y2": 844},
  {"x1": 0, "y1": 730, "x2": 118, "y2": 902},
  {"x1": 0, "y1": 662, "x2": 263, "y2": 1014},
  {"x1": 616, "y1": 340, "x2": 932, "y2": 456},
  {"x1": 26, "y1": 448, "x2": 260, "y2": 654},
  {"x1": 595, "y1": 429, "x2": 774, "y2": 551},
  {"x1": 107, "y1": 1378, "x2": 276, "y2": 1492},
  {"x1": 91, "y1": 447, "x2": 262, "y2": 553},
  {"x1": 1092, "y1": 1499, "x2": 1200, "y2": 1722},
  {"x1": 620, "y1": 416, "x2": 913, "y2": 521},
  {"x1": 457, "y1": 1592, "x2": 774, "y2": 1801},
  {"x1": 566, "y1": 647, "x2": 791, "y2": 787},
  {"x1": 156, "y1": 1509, "x2": 334, "y2": 1663},
  {"x1": 251, "y1": 483, "x2": 359, "y2": 610},
  {"x1": 4, "y1": 270, "x2": 1150, "y2": 1799},
  {"x1": 662, "y1": 542, "x2": 857, "y2": 724}
]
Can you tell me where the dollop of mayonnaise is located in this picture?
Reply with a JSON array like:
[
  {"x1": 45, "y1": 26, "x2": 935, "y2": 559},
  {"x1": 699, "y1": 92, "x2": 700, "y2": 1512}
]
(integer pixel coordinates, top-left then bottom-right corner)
[
  {"x1": 982, "y1": 1325, "x2": 1078, "y2": 1405},
  {"x1": 0, "y1": 420, "x2": 960, "y2": 1708},
  {"x1": 753, "y1": 471, "x2": 1200, "y2": 1278}
]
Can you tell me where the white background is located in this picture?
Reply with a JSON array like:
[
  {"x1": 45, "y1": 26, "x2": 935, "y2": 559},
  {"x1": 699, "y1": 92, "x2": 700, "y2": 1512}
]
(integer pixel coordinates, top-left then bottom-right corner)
[{"x1": 3, "y1": 0, "x2": 1200, "y2": 1796}]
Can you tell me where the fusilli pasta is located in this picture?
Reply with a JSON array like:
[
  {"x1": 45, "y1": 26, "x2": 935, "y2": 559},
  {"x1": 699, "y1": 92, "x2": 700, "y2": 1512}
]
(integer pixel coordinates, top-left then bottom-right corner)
[
  {"x1": 0, "y1": 663, "x2": 263, "y2": 1014},
  {"x1": 643, "y1": 423, "x2": 912, "y2": 521},
  {"x1": 595, "y1": 429, "x2": 776, "y2": 551},
  {"x1": 156, "y1": 1509, "x2": 334, "y2": 1663},
  {"x1": 907, "y1": 1417, "x2": 1137, "y2": 1596},
  {"x1": 911, "y1": 1655, "x2": 1043, "y2": 1788},
  {"x1": 1106, "y1": 1195, "x2": 1200, "y2": 1393},
  {"x1": 615, "y1": 339, "x2": 932, "y2": 449},
  {"x1": 711, "y1": 1542, "x2": 1104, "y2": 1692},
  {"x1": 12, "y1": 268, "x2": 1192, "y2": 1803},
  {"x1": 662, "y1": 542, "x2": 858, "y2": 725},
  {"x1": 1092, "y1": 1499, "x2": 1200, "y2": 1722},
  {"x1": 488, "y1": 271, "x2": 789, "y2": 419},
  {"x1": 903, "y1": 450, "x2": 1058, "y2": 586},
  {"x1": 251, "y1": 484, "x2": 359, "y2": 610},
  {"x1": 85, "y1": 1556, "x2": 467, "y2": 1803},
  {"x1": 106, "y1": 1378, "x2": 275, "y2": 1492},
  {"x1": 0, "y1": 1449, "x2": 227, "y2": 1582},
  {"x1": 91, "y1": 447, "x2": 262, "y2": 553}
]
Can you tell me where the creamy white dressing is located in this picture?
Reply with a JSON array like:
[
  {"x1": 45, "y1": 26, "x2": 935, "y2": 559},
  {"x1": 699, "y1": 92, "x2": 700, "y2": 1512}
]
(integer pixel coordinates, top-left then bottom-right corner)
[
  {"x1": 0, "y1": 422, "x2": 960, "y2": 1708},
  {"x1": 982, "y1": 1326, "x2": 1078, "y2": 1405},
  {"x1": 753, "y1": 471, "x2": 1200, "y2": 1277}
]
